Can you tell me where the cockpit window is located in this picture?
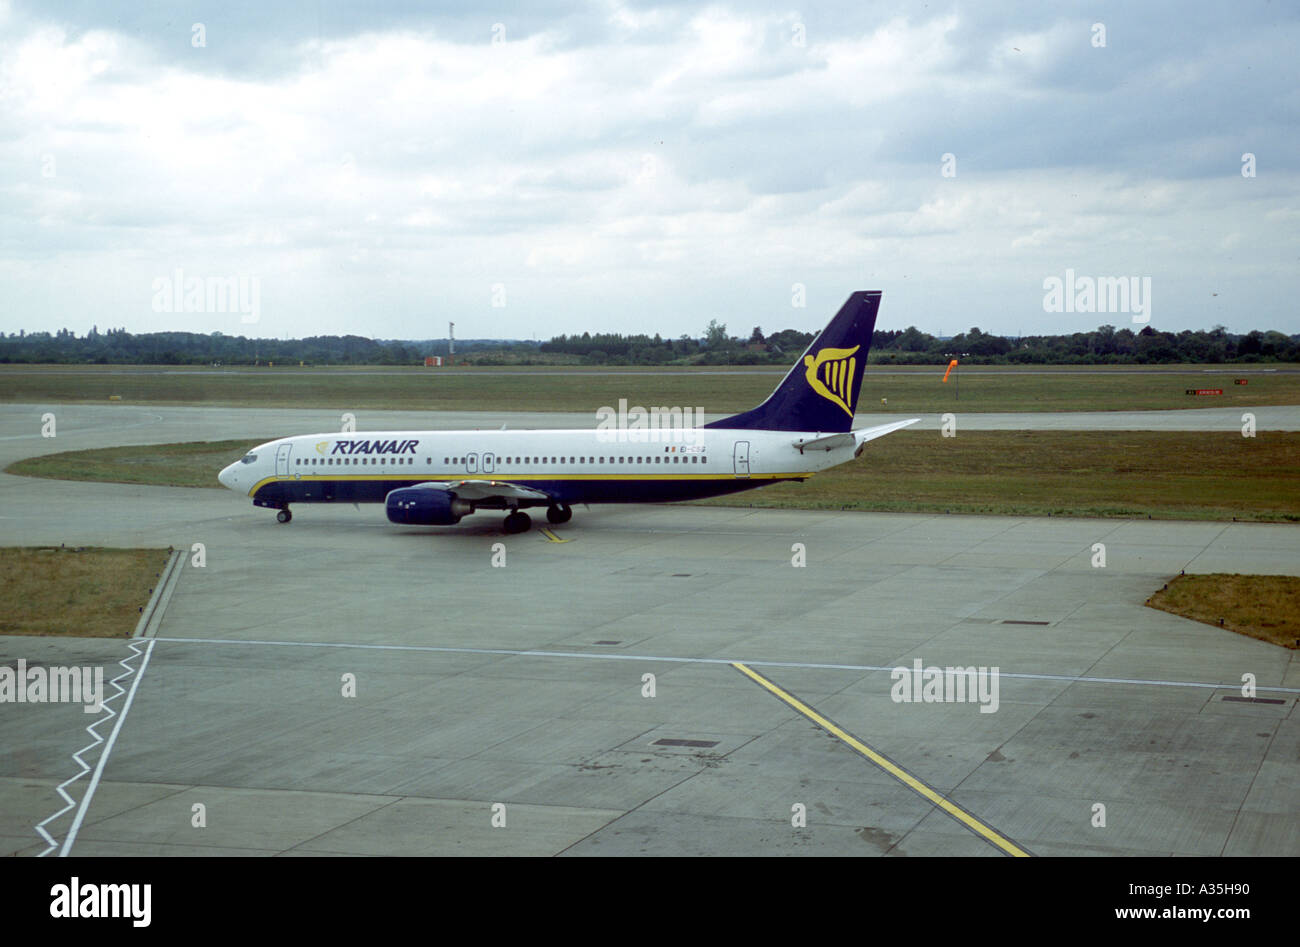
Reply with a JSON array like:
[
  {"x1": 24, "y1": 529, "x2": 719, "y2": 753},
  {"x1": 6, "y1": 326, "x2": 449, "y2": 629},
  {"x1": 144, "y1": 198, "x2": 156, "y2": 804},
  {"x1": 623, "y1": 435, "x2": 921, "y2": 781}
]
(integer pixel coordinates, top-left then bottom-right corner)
[{"x1": 241, "y1": 453, "x2": 257, "y2": 464}]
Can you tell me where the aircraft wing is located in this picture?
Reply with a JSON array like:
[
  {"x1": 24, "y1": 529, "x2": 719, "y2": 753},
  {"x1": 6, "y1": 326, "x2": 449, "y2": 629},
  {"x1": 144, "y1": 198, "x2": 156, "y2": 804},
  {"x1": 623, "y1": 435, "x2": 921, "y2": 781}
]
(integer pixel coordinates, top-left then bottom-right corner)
[
  {"x1": 411, "y1": 479, "x2": 554, "y2": 503},
  {"x1": 793, "y1": 418, "x2": 920, "y2": 453}
]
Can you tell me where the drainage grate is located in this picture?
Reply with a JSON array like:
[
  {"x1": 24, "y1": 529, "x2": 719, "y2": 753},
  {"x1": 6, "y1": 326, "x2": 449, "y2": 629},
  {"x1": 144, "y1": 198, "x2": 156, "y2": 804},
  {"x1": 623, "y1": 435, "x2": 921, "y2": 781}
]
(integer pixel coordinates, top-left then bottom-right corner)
[
  {"x1": 1221, "y1": 696, "x2": 1286, "y2": 705},
  {"x1": 1002, "y1": 620, "x2": 1051, "y2": 626},
  {"x1": 671, "y1": 574, "x2": 691, "y2": 578},
  {"x1": 653, "y1": 738, "x2": 719, "y2": 748},
  {"x1": 593, "y1": 640, "x2": 621, "y2": 645}
]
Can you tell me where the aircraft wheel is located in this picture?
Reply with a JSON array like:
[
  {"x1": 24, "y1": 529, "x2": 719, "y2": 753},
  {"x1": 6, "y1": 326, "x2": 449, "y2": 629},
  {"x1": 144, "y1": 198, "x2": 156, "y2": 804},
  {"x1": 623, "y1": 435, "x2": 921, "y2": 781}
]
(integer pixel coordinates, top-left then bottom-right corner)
[
  {"x1": 276, "y1": 509, "x2": 292, "y2": 524},
  {"x1": 546, "y1": 504, "x2": 572, "y2": 524},
  {"x1": 504, "y1": 511, "x2": 532, "y2": 534}
]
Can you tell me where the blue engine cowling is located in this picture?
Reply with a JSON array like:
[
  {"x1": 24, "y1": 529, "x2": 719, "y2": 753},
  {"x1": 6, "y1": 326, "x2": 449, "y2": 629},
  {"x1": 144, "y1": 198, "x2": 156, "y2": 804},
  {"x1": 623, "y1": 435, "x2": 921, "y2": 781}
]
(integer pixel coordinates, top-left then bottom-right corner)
[{"x1": 386, "y1": 487, "x2": 473, "y2": 525}]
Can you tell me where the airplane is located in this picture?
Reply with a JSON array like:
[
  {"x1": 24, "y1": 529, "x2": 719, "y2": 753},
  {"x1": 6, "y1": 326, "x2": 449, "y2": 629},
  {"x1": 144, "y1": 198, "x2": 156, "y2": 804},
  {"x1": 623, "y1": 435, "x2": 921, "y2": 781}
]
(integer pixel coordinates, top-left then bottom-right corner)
[{"x1": 217, "y1": 290, "x2": 919, "y2": 532}]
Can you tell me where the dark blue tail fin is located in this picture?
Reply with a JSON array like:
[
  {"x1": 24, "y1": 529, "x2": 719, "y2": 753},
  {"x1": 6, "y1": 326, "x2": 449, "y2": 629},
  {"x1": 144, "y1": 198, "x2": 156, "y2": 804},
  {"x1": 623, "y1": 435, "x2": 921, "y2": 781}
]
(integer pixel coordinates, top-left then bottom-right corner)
[{"x1": 704, "y1": 291, "x2": 880, "y2": 433}]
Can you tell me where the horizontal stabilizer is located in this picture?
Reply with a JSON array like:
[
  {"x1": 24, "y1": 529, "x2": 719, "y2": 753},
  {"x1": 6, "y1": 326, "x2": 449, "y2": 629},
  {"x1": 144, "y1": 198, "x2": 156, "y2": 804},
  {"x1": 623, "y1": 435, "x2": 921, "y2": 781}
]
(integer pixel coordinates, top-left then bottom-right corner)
[
  {"x1": 793, "y1": 418, "x2": 919, "y2": 453},
  {"x1": 852, "y1": 416, "x2": 925, "y2": 444},
  {"x1": 792, "y1": 432, "x2": 855, "y2": 452},
  {"x1": 852, "y1": 417, "x2": 921, "y2": 446}
]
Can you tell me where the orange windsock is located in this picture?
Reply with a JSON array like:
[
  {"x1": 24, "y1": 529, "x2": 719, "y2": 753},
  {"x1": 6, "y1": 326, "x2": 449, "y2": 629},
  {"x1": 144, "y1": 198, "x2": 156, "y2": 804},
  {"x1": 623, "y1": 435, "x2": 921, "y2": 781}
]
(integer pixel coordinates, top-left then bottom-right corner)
[{"x1": 942, "y1": 359, "x2": 958, "y2": 383}]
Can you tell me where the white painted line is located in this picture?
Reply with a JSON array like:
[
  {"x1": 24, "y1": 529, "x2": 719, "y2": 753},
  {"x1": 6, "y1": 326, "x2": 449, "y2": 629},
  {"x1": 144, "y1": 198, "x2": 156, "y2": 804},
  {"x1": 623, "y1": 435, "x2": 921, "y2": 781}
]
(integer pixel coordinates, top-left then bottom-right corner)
[
  {"x1": 39, "y1": 639, "x2": 157, "y2": 857},
  {"x1": 33, "y1": 642, "x2": 138, "y2": 855},
  {"x1": 150, "y1": 636, "x2": 1300, "y2": 695}
]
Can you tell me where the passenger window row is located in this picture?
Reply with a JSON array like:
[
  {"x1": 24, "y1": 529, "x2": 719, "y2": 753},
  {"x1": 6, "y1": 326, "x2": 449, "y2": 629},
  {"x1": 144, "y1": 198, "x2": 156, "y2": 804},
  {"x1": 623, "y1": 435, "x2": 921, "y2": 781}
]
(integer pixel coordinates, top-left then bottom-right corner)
[
  {"x1": 438, "y1": 456, "x2": 708, "y2": 465},
  {"x1": 293, "y1": 454, "x2": 710, "y2": 468}
]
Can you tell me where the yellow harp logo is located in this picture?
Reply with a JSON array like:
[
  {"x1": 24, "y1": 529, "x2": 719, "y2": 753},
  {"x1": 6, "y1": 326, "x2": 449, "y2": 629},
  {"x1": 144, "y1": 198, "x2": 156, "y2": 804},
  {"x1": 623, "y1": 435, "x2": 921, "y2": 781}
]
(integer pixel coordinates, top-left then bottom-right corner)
[
  {"x1": 803, "y1": 345, "x2": 860, "y2": 417},
  {"x1": 315, "y1": 441, "x2": 329, "y2": 455}
]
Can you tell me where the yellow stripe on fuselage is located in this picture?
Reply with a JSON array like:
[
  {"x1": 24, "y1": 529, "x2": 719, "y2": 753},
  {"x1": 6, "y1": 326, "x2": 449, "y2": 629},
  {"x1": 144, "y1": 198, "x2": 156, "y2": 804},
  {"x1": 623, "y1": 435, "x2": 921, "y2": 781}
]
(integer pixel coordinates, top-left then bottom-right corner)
[{"x1": 246, "y1": 471, "x2": 814, "y2": 497}]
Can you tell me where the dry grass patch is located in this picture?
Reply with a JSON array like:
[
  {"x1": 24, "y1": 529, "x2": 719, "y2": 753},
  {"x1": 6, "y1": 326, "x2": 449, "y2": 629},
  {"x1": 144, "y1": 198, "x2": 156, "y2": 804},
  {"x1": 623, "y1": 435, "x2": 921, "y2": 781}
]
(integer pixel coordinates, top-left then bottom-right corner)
[
  {"x1": 0, "y1": 546, "x2": 172, "y2": 637},
  {"x1": 6, "y1": 439, "x2": 254, "y2": 489},
  {"x1": 2, "y1": 362, "x2": 1298, "y2": 413},
  {"x1": 700, "y1": 430, "x2": 1300, "y2": 522},
  {"x1": 1146, "y1": 573, "x2": 1300, "y2": 649}
]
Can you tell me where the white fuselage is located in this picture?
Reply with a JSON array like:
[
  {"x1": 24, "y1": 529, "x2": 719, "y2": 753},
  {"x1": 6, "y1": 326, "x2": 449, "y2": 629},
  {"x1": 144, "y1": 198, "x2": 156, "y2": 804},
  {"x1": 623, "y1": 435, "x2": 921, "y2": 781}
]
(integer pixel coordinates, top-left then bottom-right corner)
[{"x1": 218, "y1": 426, "x2": 856, "y2": 508}]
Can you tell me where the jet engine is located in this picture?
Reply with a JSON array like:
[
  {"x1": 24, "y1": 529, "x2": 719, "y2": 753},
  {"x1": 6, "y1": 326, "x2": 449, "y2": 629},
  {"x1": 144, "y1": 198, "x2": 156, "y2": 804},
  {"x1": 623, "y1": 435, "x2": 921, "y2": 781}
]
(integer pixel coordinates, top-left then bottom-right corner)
[{"x1": 385, "y1": 487, "x2": 473, "y2": 525}]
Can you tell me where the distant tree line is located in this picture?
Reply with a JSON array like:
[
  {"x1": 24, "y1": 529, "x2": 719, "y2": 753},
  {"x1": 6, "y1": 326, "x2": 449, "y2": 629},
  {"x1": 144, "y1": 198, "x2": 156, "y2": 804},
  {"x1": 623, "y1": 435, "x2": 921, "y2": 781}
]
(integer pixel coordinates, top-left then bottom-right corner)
[
  {"x1": 541, "y1": 322, "x2": 1300, "y2": 365},
  {"x1": 1, "y1": 322, "x2": 1296, "y2": 365},
  {"x1": 869, "y1": 324, "x2": 1300, "y2": 365},
  {"x1": 537, "y1": 323, "x2": 821, "y2": 365},
  {"x1": 0, "y1": 327, "x2": 531, "y2": 365}
]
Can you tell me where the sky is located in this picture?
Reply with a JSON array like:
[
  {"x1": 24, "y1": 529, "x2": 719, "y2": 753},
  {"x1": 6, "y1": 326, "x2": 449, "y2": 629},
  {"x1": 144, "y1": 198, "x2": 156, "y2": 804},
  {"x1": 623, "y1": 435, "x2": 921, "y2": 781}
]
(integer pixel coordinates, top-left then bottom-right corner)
[{"x1": 2, "y1": 1, "x2": 1297, "y2": 341}]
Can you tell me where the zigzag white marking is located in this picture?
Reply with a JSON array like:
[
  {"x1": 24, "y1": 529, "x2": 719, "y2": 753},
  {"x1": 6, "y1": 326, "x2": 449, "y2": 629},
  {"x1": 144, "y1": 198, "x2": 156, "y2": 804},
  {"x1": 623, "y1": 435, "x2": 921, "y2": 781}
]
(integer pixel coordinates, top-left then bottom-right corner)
[{"x1": 33, "y1": 640, "x2": 145, "y2": 857}]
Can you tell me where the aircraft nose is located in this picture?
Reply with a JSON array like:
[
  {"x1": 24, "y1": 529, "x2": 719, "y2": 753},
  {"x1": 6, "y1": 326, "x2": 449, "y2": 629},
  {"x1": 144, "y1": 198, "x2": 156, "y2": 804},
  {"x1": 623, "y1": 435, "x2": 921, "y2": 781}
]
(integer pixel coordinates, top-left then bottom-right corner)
[{"x1": 218, "y1": 462, "x2": 239, "y2": 490}]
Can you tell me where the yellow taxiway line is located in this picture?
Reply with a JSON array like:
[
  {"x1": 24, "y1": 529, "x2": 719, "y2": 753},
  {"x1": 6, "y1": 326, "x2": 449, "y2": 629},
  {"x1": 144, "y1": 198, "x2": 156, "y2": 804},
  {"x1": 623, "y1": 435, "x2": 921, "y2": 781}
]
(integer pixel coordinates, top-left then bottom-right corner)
[{"x1": 732, "y1": 661, "x2": 1033, "y2": 857}]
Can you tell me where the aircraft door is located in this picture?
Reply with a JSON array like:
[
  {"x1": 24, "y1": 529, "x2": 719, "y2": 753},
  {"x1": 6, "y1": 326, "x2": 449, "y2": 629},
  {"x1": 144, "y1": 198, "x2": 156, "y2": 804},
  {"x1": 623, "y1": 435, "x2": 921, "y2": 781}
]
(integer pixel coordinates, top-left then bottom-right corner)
[
  {"x1": 483, "y1": 452, "x2": 495, "y2": 474},
  {"x1": 276, "y1": 443, "x2": 292, "y2": 476},
  {"x1": 466, "y1": 452, "x2": 478, "y2": 474},
  {"x1": 733, "y1": 440, "x2": 750, "y2": 478}
]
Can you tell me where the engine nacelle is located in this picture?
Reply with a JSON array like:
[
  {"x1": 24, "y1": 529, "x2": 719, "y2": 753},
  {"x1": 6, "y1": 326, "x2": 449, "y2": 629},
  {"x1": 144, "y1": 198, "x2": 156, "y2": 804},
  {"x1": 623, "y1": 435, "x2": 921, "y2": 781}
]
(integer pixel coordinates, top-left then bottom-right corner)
[{"x1": 386, "y1": 487, "x2": 473, "y2": 525}]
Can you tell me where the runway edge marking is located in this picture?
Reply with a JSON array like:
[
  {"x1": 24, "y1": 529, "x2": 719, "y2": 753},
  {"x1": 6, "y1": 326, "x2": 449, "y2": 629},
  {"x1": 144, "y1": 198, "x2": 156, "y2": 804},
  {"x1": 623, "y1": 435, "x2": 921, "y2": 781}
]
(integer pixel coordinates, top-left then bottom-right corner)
[
  {"x1": 731, "y1": 661, "x2": 1034, "y2": 858},
  {"x1": 144, "y1": 638, "x2": 1300, "y2": 694},
  {"x1": 34, "y1": 639, "x2": 157, "y2": 856}
]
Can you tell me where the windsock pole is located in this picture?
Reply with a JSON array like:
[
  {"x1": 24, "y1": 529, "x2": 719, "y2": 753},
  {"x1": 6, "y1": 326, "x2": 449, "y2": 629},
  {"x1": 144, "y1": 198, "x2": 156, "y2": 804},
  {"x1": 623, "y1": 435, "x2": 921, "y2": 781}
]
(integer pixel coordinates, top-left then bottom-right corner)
[{"x1": 942, "y1": 358, "x2": 959, "y2": 400}]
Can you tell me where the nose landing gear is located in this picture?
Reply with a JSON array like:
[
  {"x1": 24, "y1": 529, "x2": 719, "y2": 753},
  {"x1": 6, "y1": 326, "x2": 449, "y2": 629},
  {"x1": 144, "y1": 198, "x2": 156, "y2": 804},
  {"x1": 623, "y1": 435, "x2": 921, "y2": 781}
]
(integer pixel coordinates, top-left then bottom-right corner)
[{"x1": 276, "y1": 508, "x2": 292, "y2": 524}]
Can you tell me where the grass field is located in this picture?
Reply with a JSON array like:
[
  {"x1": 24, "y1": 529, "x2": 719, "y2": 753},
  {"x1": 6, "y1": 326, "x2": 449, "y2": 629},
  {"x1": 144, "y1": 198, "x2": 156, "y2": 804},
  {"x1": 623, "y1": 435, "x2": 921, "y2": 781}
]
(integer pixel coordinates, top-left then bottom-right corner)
[
  {"x1": 0, "y1": 546, "x2": 172, "y2": 637},
  {"x1": 1, "y1": 363, "x2": 1297, "y2": 413},
  {"x1": 8, "y1": 431, "x2": 1298, "y2": 522},
  {"x1": 698, "y1": 431, "x2": 1300, "y2": 521},
  {"x1": 1146, "y1": 574, "x2": 1300, "y2": 649},
  {"x1": 7, "y1": 440, "x2": 251, "y2": 489}
]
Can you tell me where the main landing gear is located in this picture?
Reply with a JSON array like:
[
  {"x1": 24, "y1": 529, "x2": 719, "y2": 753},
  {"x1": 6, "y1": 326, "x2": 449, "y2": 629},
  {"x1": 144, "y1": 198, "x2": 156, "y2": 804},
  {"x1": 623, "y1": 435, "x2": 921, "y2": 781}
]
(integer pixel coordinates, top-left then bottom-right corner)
[
  {"x1": 504, "y1": 503, "x2": 570, "y2": 533},
  {"x1": 276, "y1": 508, "x2": 292, "y2": 524},
  {"x1": 503, "y1": 510, "x2": 532, "y2": 534}
]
